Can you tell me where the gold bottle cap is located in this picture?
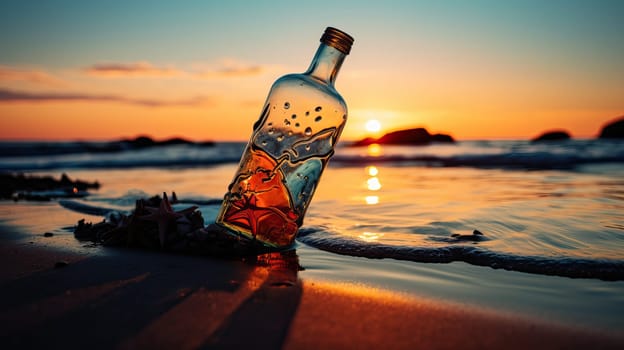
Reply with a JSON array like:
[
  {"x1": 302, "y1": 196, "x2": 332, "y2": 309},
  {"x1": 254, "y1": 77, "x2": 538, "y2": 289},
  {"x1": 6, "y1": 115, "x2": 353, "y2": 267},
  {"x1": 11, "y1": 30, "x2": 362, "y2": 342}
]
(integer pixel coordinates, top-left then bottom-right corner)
[{"x1": 321, "y1": 27, "x2": 354, "y2": 55}]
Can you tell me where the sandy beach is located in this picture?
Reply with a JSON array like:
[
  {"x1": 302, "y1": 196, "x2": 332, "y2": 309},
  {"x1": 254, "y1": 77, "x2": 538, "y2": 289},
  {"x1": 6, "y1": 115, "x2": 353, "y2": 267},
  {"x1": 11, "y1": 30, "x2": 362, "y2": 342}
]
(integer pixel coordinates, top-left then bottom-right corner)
[
  {"x1": 1, "y1": 222, "x2": 622, "y2": 350},
  {"x1": 1, "y1": 165, "x2": 623, "y2": 349}
]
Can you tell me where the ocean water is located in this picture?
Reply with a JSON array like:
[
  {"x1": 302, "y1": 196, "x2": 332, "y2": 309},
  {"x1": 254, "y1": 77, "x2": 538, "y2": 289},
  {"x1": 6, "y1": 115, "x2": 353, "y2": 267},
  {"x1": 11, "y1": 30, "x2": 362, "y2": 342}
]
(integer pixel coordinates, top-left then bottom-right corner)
[{"x1": 1, "y1": 139, "x2": 624, "y2": 330}]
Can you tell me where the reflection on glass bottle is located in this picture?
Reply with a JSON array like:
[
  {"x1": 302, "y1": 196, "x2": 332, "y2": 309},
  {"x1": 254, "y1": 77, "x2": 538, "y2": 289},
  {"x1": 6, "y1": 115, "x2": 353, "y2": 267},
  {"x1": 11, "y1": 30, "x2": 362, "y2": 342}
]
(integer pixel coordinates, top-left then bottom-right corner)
[{"x1": 217, "y1": 27, "x2": 354, "y2": 248}]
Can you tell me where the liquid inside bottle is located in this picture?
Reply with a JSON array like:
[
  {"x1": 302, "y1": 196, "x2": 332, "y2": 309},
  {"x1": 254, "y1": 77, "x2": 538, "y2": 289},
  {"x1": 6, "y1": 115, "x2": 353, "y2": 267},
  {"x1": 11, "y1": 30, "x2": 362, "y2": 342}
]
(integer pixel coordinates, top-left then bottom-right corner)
[{"x1": 217, "y1": 27, "x2": 354, "y2": 248}]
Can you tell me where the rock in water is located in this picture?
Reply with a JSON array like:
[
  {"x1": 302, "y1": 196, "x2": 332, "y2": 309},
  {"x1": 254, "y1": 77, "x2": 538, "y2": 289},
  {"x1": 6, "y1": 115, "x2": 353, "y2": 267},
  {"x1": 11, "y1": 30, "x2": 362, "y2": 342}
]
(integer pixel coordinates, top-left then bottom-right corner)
[
  {"x1": 449, "y1": 230, "x2": 489, "y2": 242},
  {"x1": 379, "y1": 128, "x2": 432, "y2": 145},
  {"x1": 0, "y1": 172, "x2": 100, "y2": 201},
  {"x1": 351, "y1": 128, "x2": 455, "y2": 146},
  {"x1": 599, "y1": 117, "x2": 624, "y2": 139},
  {"x1": 55, "y1": 261, "x2": 69, "y2": 268},
  {"x1": 431, "y1": 133, "x2": 454, "y2": 143},
  {"x1": 532, "y1": 130, "x2": 571, "y2": 142}
]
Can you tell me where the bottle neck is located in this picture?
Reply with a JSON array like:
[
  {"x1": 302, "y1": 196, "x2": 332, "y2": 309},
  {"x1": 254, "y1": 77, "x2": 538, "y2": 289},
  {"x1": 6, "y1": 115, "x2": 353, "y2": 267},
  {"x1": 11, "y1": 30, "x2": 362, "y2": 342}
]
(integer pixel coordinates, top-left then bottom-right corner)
[{"x1": 305, "y1": 43, "x2": 346, "y2": 86}]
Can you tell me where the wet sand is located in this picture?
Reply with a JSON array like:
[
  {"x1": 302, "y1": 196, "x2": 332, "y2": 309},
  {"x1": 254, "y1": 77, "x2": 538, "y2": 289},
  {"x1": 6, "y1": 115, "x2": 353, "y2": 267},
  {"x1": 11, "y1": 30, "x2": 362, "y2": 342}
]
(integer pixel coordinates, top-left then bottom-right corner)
[{"x1": 1, "y1": 225, "x2": 622, "y2": 350}]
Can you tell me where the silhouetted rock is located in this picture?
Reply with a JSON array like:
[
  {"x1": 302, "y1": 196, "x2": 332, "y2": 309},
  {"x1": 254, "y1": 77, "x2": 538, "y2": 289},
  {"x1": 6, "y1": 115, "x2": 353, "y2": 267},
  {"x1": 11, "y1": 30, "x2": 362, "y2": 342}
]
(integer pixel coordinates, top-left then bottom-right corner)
[
  {"x1": 599, "y1": 117, "x2": 624, "y2": 139},
  {"x1": 380, "y1": 128, "x2": 431, "y2": 145},
  {"x1": 0, "y1": 172, "x2": 100, "y2": 200},
  {"x1": 351, "y1": 137, "x2": 376, "y2": 146},
  {"x1": 432, "y1": 133, "x2": 455, "y2": 143},
  {"x1": 351, "y1": 128, "x2": 454, "y2": 146},
  {"x1": 124, "y1": 135, "x2": 156, "y2": 148},
  {"x1": 54, "y1": 261, "x2": 69, "y2": 268},
  {"x1": 121, "y1": 136, "x2": 214, "y2": 148},
  {"x1": 532, "y1": 130, "x2": 571, "y2": 142},
  {"x1": 161, "y1": 137, "x2": 211, "y2": 146},
  {"x1": 0, "y1": 136, "x2": 214, "y2": 158}
]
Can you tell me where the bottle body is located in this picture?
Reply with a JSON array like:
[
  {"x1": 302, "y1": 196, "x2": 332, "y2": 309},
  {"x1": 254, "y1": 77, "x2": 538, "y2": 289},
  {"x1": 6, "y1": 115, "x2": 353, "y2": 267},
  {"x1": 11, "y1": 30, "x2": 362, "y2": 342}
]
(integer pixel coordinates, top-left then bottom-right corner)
[{"x1": 216, "y1": 73, "x2": 348, "y2": 247}]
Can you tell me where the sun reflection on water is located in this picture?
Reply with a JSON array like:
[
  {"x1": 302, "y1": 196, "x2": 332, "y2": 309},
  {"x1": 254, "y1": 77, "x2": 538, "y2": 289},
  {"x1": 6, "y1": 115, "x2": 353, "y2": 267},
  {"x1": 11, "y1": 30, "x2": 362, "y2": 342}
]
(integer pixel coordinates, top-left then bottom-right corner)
[
  {"x1": 365, "y1": 195, "x2": 379, "y2": 205},
  {"x1": 358, "y1": 231, "x2": 384, "y2": 242},
  {"x1": 364, "y1": 165, "x2": 382, "y2": 204},
  {"x1": 367, "y1": 166, "x2": 378, "y2": 176},
  {"x1": 367, "y1": 143, "x2": 382, "y2": 157},
  {"x1": 367, "y1": 177, "x2": 381, "y2": 191}
]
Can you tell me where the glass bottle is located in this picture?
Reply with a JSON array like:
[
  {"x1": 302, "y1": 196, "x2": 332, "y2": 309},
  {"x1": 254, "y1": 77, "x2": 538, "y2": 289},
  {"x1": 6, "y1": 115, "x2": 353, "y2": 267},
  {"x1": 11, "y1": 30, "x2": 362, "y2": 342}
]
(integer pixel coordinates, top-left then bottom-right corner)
[{"x1": 216, "y1": 27, "x2": 354, "y2": 248}]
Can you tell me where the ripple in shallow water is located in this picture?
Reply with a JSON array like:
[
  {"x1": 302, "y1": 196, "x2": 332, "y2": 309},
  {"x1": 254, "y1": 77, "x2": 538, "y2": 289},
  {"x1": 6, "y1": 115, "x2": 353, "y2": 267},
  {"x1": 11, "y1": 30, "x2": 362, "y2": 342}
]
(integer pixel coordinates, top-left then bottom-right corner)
[{"x1": 297, "y1": 226, "x2": 624, "y2": 281}]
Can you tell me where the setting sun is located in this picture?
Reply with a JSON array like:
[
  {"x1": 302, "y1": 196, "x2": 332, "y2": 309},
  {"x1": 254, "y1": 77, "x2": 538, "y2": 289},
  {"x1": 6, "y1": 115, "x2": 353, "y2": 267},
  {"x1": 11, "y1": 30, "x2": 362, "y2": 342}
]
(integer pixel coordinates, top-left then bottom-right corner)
[{"x1": 365, "y1": 119, "x2": 382, "y2": 133}]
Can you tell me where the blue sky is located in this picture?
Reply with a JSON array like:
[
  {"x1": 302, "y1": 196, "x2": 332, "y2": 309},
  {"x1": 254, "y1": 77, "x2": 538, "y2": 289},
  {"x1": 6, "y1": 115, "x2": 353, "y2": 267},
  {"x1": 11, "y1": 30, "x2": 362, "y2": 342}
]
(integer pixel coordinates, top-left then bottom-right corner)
[{"x1": 3, "y1": 0, "x2": 621, "y2": 68}]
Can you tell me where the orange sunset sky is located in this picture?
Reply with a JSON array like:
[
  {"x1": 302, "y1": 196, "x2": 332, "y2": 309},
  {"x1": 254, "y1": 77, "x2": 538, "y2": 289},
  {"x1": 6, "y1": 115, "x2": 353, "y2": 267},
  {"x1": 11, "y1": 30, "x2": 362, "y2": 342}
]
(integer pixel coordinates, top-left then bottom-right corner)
[{"x1": 0, "y1": 0, "x2": 622, "y2": 142}]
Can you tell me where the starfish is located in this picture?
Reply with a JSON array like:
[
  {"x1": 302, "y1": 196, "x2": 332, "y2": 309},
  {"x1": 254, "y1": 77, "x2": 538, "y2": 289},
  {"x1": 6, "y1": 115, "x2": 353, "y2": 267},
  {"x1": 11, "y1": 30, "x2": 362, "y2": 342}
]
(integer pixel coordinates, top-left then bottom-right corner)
[
  {"x1": 139, "y1": 192, "x2": 197, "y2": 248},
  {"x1": 225, "y1": 193, "x2": 283, "y2": 236}
]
